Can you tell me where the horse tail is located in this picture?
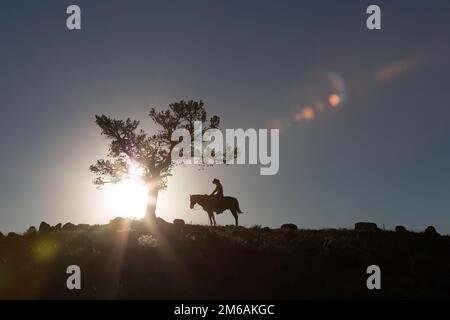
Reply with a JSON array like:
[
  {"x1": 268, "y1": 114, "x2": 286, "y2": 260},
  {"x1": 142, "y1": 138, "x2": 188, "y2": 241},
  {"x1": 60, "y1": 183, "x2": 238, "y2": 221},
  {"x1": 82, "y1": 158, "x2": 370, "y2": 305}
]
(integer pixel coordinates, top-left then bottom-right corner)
[{"x1": 236, "y1": 202, "x2": 243, "y2": 214}]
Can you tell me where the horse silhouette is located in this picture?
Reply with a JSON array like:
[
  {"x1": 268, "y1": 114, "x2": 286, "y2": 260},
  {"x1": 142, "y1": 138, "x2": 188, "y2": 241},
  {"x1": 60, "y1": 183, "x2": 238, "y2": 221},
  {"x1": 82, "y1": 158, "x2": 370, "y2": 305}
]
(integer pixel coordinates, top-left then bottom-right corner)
[{"x1": 190, "y1": 194, "x2": 243, "y2": 226}]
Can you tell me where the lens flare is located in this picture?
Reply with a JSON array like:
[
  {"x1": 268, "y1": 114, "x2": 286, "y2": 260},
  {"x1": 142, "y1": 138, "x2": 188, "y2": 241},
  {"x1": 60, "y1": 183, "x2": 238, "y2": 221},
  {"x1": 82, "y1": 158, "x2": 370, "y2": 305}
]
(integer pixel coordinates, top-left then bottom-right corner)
[
  {"x1": 328, "y1": 94, "x2": 341, "y2": 107},
  {"x1": 302, "y1": 107, "x2": 315, "y2": 121},
  {"x1": 32, "y1": 238, "x2": 59, "y2": 263},
  {"x1": 287, "y1": 69, "x2": 347, "y2": 125},
  {"x1": 294, "y1": 107, "x2": 315, "y2": 122}
]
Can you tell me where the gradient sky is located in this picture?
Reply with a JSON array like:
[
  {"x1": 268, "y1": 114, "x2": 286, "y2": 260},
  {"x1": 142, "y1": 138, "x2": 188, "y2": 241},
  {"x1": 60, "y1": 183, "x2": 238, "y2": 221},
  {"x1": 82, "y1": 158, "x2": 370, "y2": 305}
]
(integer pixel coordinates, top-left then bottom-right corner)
[{"x1": 1, "y1": 0, "x2": 450, "y2": 233}]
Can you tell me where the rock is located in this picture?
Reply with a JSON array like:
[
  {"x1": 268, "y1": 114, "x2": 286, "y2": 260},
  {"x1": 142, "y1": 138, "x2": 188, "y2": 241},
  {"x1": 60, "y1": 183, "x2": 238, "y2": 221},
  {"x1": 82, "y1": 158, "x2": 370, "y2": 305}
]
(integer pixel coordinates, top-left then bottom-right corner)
[
  {"x1": 395, "y1": 225, "x2": 408, "y2": 233},
  {"x1": 156, "y1": 217, "x2": 170, "y2": 225},
  {"x1": 77, "y1": 224, "x2": 90, "y2": 230},
  {"x1": 261, "y1": 227, "x2": 271, "y2": 232},
  {"x1": 52, "y1": 223, "x2": 62, "y2": 231},
  {"x1": 138, "y1": 234, "x2": 158, "y2": 247},
  {"x1": 25, "y1": 226, "x2": 37, "y2": 235},
  {"x1": 281, "y1": 223, "x2": 298, "y2": 231},
  {"x1": 185, "y1": 233, "x2": 196, "y2": 241},
  {"x1": 7, "y1": 232, "x2": 20, "y2": 239},
  {"x1": 109, "y1": 217, "x2": 133, "y2": 231},
  {"x1": 62, "y1": 222, "x2": 76, "y2": 231},
  {"x1": 39, "y1": 221, "x2": 51, "y2": 233},
  {"x1": 110, "y1": 217, "x2": 126, "y2": 225},
  {"x1": 424, "y1": 226, "x2": 439, "y2": 236},
  {"x1": 173, "y1": 219, "x2": 185, "y2": 226},
  {"x1": 355, "y1": 222, "x2": 378, "y2": 231},
  {"x1": 0, "y1": 232, "x2": 4, "y2": 239}
]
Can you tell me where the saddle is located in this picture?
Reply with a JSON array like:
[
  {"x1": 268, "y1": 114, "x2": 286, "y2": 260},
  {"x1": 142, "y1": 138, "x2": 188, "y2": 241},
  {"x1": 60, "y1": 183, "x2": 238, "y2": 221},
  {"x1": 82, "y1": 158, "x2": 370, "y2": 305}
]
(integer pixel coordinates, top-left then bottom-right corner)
[{"x1": 209, "y1": 194, "x2": 226, "y2": 214}]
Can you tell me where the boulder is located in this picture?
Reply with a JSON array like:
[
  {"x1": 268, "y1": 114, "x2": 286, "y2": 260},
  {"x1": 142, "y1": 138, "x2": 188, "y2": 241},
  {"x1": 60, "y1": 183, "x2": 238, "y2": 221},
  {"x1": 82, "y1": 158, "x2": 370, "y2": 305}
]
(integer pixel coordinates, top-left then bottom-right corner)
[
  {"x1": 62, "y1": 222, "x2": 76, "y2": 231},
  {"x1": 52, "y1": 223, "x2": 62, "y2": 231},
  {"x1": 261, "y1": 227, "x2": 271, "y2": 232},
  {"x1": 138, "y1": 234, "x2": 158, "y2": 248},
  {"x1": 109, "y1": 217, "x2": 126, "y2": 225},
  {"x1": 281, "y1": 223, "x2": 298, "y2": 231},
  {"x1": 173, "y1": 219, "x2": 185, "y2": 226},
  {"x1": 0, "y1": 232, "x2": 4, "y2": 239},
  {"x1": 39, "y1": 221, "x2": 51, "y2": 233},
  {"x1": 355, "y1": 222, "x2": 378, "y2": 232},
  {"x1": 156, "y1": 217, "x2": 170, "y2": 225},
  {"x1": 7, "y1": 232, "x2": 20, "y2": 239},
  {"x1": 25, "y1": 226, "x2": 37, "y2": 235},
  {"x1": 395, "y1": 225, "x2": 408, "y2": 233},
  {"x1": 424, "y1": 226, "x2": 439, "y2": 236}
]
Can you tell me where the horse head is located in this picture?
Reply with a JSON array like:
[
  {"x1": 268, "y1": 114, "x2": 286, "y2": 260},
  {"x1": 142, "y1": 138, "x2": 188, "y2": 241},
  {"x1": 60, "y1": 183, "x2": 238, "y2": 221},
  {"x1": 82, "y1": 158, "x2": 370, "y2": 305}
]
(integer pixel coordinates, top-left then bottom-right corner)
[
  {"x1": 190, "y1": 194, "x2": 208, "y2": 209},
  {"x1": 189, "y1": 194, "x2": 195, "y2": 209}
]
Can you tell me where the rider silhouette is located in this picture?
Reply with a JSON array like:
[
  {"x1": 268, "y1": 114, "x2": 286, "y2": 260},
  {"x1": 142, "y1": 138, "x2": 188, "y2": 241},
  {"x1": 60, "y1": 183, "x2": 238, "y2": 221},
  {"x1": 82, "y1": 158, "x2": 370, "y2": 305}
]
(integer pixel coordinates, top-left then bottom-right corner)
[
  {"x1": 210, "y1": 178, "x2": 224, "y2": 213},
  {"x1": 210, "y1": 178, "x2": 223, "y2": 197}
]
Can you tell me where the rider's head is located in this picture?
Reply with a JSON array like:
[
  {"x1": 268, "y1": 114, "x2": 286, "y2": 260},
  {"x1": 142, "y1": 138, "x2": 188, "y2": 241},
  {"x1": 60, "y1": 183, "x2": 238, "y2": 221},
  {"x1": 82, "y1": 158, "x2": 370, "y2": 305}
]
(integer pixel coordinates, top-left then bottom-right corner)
[{"x1": 212, "y1": 178, "x2": 220, "y2": 184}]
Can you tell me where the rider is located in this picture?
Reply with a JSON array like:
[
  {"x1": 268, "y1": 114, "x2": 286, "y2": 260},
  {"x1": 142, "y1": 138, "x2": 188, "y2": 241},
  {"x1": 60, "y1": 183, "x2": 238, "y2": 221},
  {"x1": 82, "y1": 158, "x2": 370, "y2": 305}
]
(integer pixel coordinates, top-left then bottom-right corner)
[
  {"x1": 210, "y1": 178, "x2": 224, "y2": 213},
  {"x1": 210, "y1": 178, "x2": 223, "y2": 197}
]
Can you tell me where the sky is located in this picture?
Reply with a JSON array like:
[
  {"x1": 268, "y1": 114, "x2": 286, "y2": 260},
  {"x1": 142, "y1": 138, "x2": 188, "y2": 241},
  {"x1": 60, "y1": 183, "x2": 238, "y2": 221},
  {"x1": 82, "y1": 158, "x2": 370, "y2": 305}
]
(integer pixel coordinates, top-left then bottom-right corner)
[{"x1": 1, "y1": 0, "x2": 450, "y2": 233}]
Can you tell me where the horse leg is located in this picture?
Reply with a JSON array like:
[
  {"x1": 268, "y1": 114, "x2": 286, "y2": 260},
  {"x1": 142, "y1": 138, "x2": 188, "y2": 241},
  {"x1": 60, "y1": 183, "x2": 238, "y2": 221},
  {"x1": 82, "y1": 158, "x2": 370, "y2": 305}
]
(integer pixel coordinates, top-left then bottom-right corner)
[
  {"x1": 212, "y1": 213, "x2": 216, "y2": 226},
  {"x1": 232, "y1": 210, "x2": 238, "y2": 226},
  {"x1": 208, "y1": 211, "x2": 214, "y2": 226},
  {"x1": 207, "y1": 212, "x2": 212, "y2": 226}
]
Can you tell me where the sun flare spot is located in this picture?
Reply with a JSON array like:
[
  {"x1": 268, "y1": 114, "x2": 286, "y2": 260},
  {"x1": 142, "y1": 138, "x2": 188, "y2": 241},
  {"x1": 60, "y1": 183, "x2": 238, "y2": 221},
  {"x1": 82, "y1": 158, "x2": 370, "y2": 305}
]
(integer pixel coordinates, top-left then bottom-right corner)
[
  {"x1": 294, "y1": 106, "x2": 315, "y2": 122},
  {"x1": 328, "y1": 94, "x2": 341, "y2": 107},
  {"x1": 32, "y1": 238, "x2": 59, "y2": 263},
  {"x1": 104, "y1": 179, "x2": 148, "y2": 219}
]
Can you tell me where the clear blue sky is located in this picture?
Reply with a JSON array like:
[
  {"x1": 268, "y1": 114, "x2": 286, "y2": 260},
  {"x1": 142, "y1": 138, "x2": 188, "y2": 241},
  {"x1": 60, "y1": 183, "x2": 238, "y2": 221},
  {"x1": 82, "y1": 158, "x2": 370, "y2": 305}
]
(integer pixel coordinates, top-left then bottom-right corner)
[{"x1": 1, "y1": 0, "x2": 450, "y2": 233}]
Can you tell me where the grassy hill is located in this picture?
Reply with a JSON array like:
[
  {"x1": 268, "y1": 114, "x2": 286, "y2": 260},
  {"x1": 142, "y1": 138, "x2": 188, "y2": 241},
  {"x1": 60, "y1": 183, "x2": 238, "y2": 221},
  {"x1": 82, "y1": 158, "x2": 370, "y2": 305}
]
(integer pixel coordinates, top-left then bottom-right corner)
[{"x1": 1, "y1": 218, "x2": 450, "y2": 299}]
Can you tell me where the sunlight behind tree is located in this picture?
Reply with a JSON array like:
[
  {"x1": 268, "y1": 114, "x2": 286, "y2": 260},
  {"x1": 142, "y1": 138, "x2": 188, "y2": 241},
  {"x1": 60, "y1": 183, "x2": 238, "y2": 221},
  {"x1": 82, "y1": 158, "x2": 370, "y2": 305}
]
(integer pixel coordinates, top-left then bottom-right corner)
[
  {"x1": 104, "y1": 179, "x2": 148, "y2": 219},
  {"x1": 90, "y1": 100, "x2": 222, "y2": 223}
]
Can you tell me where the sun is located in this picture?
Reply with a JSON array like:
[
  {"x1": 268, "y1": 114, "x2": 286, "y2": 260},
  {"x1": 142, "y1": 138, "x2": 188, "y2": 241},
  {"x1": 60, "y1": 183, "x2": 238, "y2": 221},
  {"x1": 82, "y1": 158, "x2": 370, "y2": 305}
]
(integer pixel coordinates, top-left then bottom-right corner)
[
  {"x1": 102, "y1": 163, "x2": 149, "y2": 220},
  {"x1": 104, "y1": 180, "x2": 148, "y2": 219}
]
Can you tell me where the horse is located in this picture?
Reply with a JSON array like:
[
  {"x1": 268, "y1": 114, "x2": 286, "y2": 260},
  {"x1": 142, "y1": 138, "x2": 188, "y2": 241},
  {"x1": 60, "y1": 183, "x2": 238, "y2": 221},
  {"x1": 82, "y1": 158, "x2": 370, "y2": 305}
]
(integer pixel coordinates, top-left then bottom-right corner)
[{"x1": 190, "y1": 194, "x2": 243, "y2": 226}]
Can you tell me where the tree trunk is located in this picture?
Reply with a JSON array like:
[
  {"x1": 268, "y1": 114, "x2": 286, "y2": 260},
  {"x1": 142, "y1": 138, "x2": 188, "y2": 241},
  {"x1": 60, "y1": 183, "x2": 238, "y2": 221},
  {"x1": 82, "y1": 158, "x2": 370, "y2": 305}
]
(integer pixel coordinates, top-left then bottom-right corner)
[{"x1": 144, "y1": 186, "x2": 159, "y2": 222}]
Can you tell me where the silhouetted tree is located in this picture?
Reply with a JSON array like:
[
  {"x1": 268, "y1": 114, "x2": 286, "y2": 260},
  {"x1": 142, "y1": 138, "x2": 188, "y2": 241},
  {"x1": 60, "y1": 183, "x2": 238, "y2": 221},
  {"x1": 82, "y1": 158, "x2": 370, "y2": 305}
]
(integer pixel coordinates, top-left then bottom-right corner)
[{"x1": 90, "y1": 100, "x2": 221, "y2": 222}]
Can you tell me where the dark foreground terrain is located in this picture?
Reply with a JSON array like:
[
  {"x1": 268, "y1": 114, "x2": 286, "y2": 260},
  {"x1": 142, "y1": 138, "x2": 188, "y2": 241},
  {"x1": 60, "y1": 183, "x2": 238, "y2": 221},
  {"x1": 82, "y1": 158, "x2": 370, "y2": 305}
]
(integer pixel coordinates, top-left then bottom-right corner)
[{"x1": 1, "y1": 218, "x2": 449, "y2": 299}]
